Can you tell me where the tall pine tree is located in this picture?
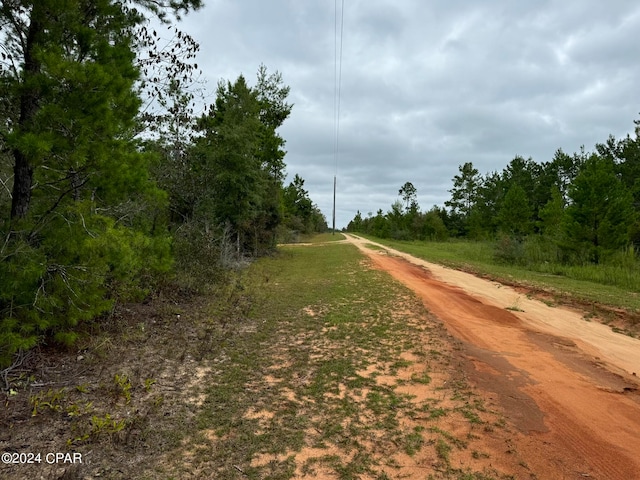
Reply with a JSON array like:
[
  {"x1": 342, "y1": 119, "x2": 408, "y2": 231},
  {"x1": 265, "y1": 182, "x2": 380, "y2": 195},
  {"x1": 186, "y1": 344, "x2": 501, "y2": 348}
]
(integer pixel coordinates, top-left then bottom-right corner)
[
  {"x1": 565, "y1": 154, "x2": 636, "y2": 263},
  {"x1": 0, "y1": 0, "x2": 200, "y2": 366}
]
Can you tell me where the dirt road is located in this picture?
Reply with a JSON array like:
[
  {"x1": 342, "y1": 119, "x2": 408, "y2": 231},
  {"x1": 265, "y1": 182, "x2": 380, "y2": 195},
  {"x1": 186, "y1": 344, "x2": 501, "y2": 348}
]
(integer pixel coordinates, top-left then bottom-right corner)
[{"x1": 346, "y1": 234, "x2": 640, "y2": 480}]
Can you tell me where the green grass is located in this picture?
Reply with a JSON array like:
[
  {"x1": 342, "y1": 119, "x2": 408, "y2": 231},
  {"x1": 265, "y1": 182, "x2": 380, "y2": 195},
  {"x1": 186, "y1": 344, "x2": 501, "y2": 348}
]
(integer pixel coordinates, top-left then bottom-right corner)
[
  {"x1": 183, "y1": 242, "x2": 515, "y2": 478},
  {"x1": 308, "y1": 231, "x2": 346, "y2": 242},
  {"x1": 291, "y1": 232, "x2": 346, "y2": 243},
  {"x1": 355, "y1": 235, "x2": 640, "y2": 313}
]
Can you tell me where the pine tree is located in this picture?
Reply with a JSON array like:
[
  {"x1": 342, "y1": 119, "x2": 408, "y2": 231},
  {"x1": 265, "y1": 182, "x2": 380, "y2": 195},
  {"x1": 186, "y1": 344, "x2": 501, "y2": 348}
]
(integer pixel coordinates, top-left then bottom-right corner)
[
  {"x1": 565, "y1": 154, "x2": 636, "y2": 263},
  {"x1": 446, "y1": 162, "x2": 480, "y2": 217},
  {"x1": 191, "y1": 69, "x2": 292, "y2": 256},
  {"x1": 445, "y1": 162, "x2": 480, "y2": 235},
  {"x1": 496, "y1": 184, "x2": 533, "y2": 237},
  {"x1": 0, "y1": 0, "x2": 200, "y2": 366}
]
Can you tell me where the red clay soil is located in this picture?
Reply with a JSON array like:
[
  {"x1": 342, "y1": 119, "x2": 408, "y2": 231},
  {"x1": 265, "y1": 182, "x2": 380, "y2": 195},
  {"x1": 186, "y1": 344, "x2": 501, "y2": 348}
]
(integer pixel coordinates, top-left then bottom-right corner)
[{"x1": 346, "y1": 235, "x2": 640, "y2": 480}]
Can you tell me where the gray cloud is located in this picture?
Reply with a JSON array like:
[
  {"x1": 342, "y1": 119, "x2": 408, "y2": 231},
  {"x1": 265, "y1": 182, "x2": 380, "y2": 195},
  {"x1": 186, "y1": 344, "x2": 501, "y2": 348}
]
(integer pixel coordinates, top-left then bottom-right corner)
[{"x1": 178, "y1": 0, "x2": 640, "y2": 228}]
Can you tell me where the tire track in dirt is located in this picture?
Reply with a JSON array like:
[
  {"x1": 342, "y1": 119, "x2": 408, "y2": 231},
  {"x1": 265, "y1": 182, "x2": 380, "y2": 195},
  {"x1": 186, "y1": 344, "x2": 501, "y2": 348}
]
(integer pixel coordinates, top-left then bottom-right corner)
[{"x1": 346, "y1": 234, "x2": 640, "y2": 480}]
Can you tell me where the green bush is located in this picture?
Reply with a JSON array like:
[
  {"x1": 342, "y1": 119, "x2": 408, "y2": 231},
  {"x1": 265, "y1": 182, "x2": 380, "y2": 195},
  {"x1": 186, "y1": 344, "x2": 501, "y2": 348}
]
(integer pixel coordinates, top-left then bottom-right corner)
[
  {"x1": 0, "y1": 204, "x2": 172, "y2": 367},
  {"x1": 493, "y1": 234, "x2": 525, "y2": 265},
  {"x1": 171, "y1": 221, "x2": 231, "y2": 293}
]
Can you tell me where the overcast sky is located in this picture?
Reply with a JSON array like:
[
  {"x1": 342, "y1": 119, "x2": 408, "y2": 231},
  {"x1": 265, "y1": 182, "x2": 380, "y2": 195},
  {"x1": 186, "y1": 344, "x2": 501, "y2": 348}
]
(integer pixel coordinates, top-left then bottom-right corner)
[{"x1": 176, "y1": 0, "x2": 640, "y2": 229}]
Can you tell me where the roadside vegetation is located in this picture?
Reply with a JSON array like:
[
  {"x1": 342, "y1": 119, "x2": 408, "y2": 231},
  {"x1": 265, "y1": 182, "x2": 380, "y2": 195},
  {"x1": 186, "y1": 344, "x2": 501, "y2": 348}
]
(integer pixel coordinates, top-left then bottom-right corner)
[
  {"x1": 0, "y1": 1, "x2": 328, "y2": 369},
  {"x1": 1, "y1": 238, "x2": 529, "y2": 479}
]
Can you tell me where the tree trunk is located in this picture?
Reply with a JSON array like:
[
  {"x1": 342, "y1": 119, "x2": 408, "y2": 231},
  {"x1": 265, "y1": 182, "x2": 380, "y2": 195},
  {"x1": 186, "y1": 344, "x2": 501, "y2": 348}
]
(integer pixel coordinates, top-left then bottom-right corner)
[
  {"x1": 10, "y1": 4, "x2": 44, "y2": 220},
  {"x1": 10, "y1": 151, "x2": 33, "y2": 219}
]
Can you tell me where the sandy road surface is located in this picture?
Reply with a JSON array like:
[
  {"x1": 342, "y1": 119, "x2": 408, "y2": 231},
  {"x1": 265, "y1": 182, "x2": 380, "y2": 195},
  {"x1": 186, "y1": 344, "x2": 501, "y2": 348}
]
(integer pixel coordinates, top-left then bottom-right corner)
[{"x1": 346, "y1": 234, "x2": 640, "y2": 480}]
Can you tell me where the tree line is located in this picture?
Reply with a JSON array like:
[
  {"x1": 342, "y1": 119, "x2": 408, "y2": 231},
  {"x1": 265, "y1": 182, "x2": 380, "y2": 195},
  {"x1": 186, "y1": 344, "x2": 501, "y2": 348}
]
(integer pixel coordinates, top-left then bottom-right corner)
[
  {"x1": 0, "y1": 1, "x2": 326, "y2": 367},
  {"x1": 347, "y1": 121, "x2": 640, "y2": 265}
]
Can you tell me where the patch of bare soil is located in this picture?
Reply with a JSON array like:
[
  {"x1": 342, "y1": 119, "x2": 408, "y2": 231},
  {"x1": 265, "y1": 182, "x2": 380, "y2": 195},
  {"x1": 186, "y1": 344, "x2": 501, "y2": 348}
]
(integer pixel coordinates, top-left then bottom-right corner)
[
  {"x1": 249, "y1": 296, "x2": 524, "y2": 479},
  {"x1": 0, "y1": 291, "x2": 228, "y2": 480},
  {"x1": 347, "y1": 234, "x2": 640, "y2": 480}
]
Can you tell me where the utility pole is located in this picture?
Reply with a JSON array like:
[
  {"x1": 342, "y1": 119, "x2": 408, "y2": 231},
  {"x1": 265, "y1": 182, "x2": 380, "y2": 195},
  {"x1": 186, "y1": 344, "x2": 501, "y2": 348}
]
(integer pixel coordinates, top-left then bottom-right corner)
[{"x1": 332, "y1": 175, "x2": 336, "y2": 234}]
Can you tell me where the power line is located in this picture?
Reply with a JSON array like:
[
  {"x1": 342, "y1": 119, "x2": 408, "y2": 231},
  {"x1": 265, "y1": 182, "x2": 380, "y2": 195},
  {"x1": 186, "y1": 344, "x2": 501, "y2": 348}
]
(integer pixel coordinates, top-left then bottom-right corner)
[
  {"x1": 333, "y1": 0, "x2": 345, "y2": 233},
  {"x1": 334, "y1": 0, "x2": 345, "y2": 176}
]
